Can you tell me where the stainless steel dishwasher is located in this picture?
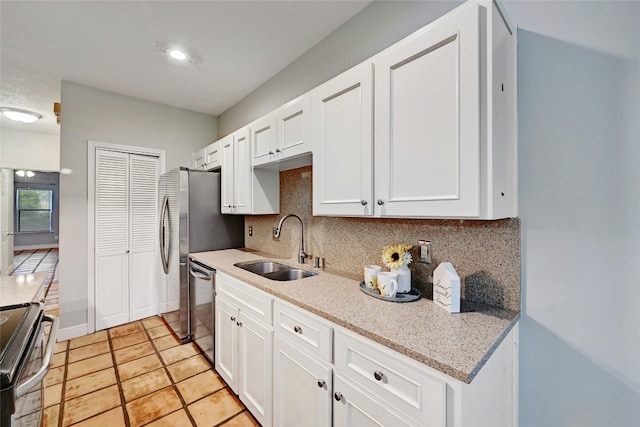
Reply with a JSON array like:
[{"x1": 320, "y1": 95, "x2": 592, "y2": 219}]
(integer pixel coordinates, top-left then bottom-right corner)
[{"x1": 189, "y1": 258, "x2": 215, "y2": 363}]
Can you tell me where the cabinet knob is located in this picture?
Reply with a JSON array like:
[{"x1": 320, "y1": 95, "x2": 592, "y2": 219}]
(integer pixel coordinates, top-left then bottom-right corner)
[
  {"x1": 334, "y1": 392, "x2": 343, "y2": 402},
  {"x1": 374, "y1": 371, "x2": 384, "y2": 381},
  {"x1": 294, "y1": 325, "x2": 302, "y2": 334},
  {"x1": 269, "y1": 151, "x2": 274, "y2": 155},
  {"x1": 237, "y1": 321, "x2": 242, "y2": 327},
  {"x1": 377, "y1": 199, "x2": 385, "y2": 206},
  {"x1": 230, "y1": 316, "x2": 236, "y2": 322},
  {"x1": 275, "y1": 148, "x2": 281, "y2": 153},
  {"x1": 317, "y1": 379, "x2": 326, "y2": 388},
  {"x1": 125, "y1": 250, "x2": 130, "y2": 254},
  {"x1": 360, "y1": 199, "x2": 367, "y2": 206}
]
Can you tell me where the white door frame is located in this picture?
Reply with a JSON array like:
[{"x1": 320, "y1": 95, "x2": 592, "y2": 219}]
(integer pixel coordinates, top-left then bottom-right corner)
[{"x1": 87, "y1": 140, "x2": 166, "y2": 334}]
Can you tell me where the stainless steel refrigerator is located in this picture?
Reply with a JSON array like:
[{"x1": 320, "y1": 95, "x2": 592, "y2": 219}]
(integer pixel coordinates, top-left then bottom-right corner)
[{"x1": 158, "y1": 167, "x2": 244, "y2": 343}]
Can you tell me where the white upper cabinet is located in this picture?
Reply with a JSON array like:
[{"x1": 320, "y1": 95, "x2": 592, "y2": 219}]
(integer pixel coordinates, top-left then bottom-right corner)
[
  {"x1": 275, "y1": 95, "x2": 312, "y2": 161},
  {"x1": 313, "y1": 1, "x2": 516, "y2": 219},
  {"x1": 252, "y1": 95, "x2": 312, "y2": 167},
  {"x1": 193, "y1": 141, "x2": 221, "y2": 171},
  {"x1": 204, "y1": 140, "x2": 221, "y2": 170},
  {"x1": 374, "y1": 3, "x2": 480, "y2": 218},
  {"x1": 312, "y1": 63, "x2": 374, "y2": 216},
  {"x1": 251, "y1": 114, "x2": 278, "y2": 167},
  {"x1": 192, "y1": 147, "x2": 206, "y2": 170},
  {"x1": 221, "y1": 128, "x2": 280, "y2": 215}
]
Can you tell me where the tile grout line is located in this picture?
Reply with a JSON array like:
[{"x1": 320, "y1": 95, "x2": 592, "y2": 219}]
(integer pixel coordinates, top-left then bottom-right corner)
[
  {"x1": 142, "y1": 320, "x2": 199, "y2": 427},
  {"x1": 108, "y1": 327, "x2": 133, "y2": 427}
]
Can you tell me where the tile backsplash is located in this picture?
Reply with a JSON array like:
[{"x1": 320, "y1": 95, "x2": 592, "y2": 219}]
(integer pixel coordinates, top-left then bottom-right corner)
[{"x1": 245, "y1": 166, "x2": 520, "y2": 312}]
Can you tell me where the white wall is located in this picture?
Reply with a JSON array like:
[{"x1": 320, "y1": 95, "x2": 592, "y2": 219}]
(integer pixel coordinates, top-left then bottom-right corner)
[
  {"x1": 218, "y1": 0, "x2": 463, "y2": 136},
  {"x1": 505, "y1": 1, "x2": 640, "y2": 425},
  {"x1": 0, "y1": 127, "x2": 60, "y2": 171},
  {"x1": 217, "y1": 1, "x2": 640, "y2": 425},
  {"x1": 59, "y1": 81, "x2": 217, "y2": 331}
]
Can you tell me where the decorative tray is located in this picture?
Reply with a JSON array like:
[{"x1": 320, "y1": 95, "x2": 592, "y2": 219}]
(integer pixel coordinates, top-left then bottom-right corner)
[{"x1": 359, "y1": 282, "x2": 421, "y2": 303}]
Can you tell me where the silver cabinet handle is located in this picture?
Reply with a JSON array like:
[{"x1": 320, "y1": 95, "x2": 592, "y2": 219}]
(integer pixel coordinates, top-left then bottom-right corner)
[
  {"x1": 317, "y1": 379, "x2": 326, "y2": 388},
  {"x1": 334, "y1": 392, "x2": 343, "y2": 401},
  {"x1": 294, "y1": 325, "x2": 302, "y2": 334},
  {"x1": 16, "y1": 315, "x2": 59, "y2": 397},
  {"x1": 360, "y1": 200, "x2": 367, "y2": 206},
  {"x1": 377, "y1": 199, "x2": 384, "y2": 206},
  {"x1": 374, "y1": 371, "x2": 383, "y2": 381}
]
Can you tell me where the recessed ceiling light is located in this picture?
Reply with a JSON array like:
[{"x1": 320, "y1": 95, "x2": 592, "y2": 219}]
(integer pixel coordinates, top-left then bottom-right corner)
[
  {"x1": 0, "y1": 107, "x2": 42, "y2": 123},
  {"x1": 167, "y1": 48, "x2": 188, "y2": 61}
]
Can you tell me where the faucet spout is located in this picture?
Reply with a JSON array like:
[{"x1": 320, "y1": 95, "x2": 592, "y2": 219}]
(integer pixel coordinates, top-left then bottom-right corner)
[{"x1": 273, "y1": 214, "x2": 307, "y2": 264}]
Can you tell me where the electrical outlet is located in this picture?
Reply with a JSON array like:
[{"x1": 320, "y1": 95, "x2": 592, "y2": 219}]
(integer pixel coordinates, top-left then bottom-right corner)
[
  {"x1": 418, "y1": 240, "x2": 432, "y2": 264},
  {"x1": 248, "y1": 226, "x2": 253, "y2": 237}
]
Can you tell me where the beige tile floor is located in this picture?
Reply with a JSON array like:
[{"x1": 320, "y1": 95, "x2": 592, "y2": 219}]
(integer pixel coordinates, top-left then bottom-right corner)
[
  {"x1": 13, "y1": 250, "x2": 259, "y2": 427},
  {"x1": 42, "y1": 317, "x2": 260, "y2": 427}
]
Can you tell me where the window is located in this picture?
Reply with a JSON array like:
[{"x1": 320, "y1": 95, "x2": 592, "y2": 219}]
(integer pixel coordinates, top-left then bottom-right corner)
[{"x1": 16, "y1": 188, "x2": 53, "y2": 232}]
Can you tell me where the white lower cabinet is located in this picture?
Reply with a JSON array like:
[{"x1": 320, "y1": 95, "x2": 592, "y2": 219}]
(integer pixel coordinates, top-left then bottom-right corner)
[
  {"x1": 333, "y1": 374, "x2": 416, "y2": 427},
  {"x1": 214, "y1": 274, "x2": 273, "y2": 427},
  {"x1": 273, "y1": 334, "x2": 332, "y2": 427},
  {"x1": 213, "y1": 272, "x2": 515, "y2": 427}
]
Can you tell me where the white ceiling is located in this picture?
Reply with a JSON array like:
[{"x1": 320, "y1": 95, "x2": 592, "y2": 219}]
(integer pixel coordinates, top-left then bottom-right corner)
[{"x1": 0, "y1": 1, "x2": 370, "y2": 135}]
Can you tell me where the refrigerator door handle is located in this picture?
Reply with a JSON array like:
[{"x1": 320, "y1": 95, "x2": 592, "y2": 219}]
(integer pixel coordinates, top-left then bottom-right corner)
[{"x1": 160, "y1": 195, "x2": 170, "y2": 274}]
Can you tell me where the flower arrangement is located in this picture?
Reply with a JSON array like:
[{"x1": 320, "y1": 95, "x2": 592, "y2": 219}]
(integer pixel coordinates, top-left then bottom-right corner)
[{"x1": 381, "y1": 243, "x2": 413, "y2": 270}]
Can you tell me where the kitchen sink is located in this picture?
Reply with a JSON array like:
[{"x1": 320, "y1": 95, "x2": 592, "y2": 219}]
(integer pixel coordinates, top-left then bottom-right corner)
[
  {"x1": 234, "y1": 261, "x2": 317, "y2": 281},
  {"x1": 263, "y1": 268, "x2": 316, "y2": 281}
]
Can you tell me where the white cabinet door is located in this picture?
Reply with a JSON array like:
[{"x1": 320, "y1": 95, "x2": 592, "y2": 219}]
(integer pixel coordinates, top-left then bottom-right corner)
[
  {"x1": 220, "y1": 135, "x2": 235, "y2": 214},
  {"x1": 251, "y1": 114, "x2": 277, "y2": 167},
  {"x1": 312, "y1": 62, "x2": 374, "y2": 216},
  {"x1": 273, "y1": 334, "x2": 332, "y2": 427},
  {"x1": 374, "y1": 3, "x2": 480, "y2": 217},
  {"x1": 233, "y1": 127, "x2": 252, "y2": 214},
  {"x1": 333, "y1": 375, "x2": 416, "y2": 427},
  {"x1": 0, "y1": 169, "x2": 14, "y2": 277},
  {"x1": 276, "y1": 95, "x2": 312, "y2": 161},
  {"x1": 193, "y1": 148, "x2": 206, "y2": 170},
  {"x1": 215, "y1": 296, "x2": 239, "y2": 393},
  {"x1": 128, "y1": 154, "x2": 158, "y2": 321},
  {"x1": 95, "y1": 150, "x2": 130, "y2": 330},
  {"x1": 239, "y1": 311, "x2": 273, "y2": 427},
  {"x1": 204, "y1": 141, "x2": 221, "y2": 170}
]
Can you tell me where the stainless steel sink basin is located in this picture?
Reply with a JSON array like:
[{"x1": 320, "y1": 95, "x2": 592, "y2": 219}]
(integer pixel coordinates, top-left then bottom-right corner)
[
  {"x1": 234, "y1": 261, "x2": 317, "y2": 281},
  {"x1": 263, "y1": 269, "x2": 317, "y2": 281},
  {"x1": 234, "y1": 260, "x2": 290, "y2": 275}
]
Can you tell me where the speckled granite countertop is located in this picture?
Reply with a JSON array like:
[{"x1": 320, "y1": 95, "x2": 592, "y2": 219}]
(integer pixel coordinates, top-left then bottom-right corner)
[
  {"x1": 0, "y1": 272, "x2": 48, "y2": 306},
  {"x1": 191, "y1": 249, "x2": 519, "y2": 384}
]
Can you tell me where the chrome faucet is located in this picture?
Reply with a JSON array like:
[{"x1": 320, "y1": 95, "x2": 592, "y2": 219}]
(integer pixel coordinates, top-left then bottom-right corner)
[{"x1": 273, "y1": 214, "x2": 308, "y2": 264}]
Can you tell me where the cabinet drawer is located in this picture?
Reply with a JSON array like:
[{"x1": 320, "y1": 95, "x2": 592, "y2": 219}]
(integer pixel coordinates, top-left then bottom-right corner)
[
  {"x1": 335, "y1": 329, "x2": 446, "y2": 426},
  {"x1": 216, "y1": 272, "x2": 273, "y2": 325},
  {"x1": 273, "y1": 300, "x2": 333, "y2": 363}
]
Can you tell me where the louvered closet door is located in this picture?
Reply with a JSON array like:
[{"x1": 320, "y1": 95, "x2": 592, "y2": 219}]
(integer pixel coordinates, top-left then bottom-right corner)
[
  {"x1": 128, "y1": 154, "x2": 159, "y2": 321},
  {"x1": 95, "y1": 149, "x2": 130, "y2": 330}
]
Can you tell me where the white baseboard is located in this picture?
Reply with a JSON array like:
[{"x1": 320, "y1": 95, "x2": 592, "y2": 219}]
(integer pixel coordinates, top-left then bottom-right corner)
[{"x1": 56, "y1": 323, "x2": 88, "y2": 342}]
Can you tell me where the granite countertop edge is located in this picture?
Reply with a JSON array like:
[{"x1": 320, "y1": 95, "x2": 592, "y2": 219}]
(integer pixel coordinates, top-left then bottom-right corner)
[{"x1": 191, "y1": 249, "x2": 519, "y2": 384}]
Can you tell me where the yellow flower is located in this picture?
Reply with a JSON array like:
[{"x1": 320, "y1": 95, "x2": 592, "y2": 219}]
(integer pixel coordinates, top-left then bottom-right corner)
[{"x1": 381, "y1": 243, "x2": 413, "y2": 270}]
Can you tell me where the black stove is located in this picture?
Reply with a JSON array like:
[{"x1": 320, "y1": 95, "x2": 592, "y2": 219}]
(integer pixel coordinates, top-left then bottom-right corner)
[{"x1": 0, "y1": 303, "x2": 58, "y2": 427}]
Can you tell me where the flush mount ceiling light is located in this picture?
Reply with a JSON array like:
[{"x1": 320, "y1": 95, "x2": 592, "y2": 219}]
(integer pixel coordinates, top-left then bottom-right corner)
[
  {"x1": 0, "y1": 107, "x2": 42, "y2": 123},
  {"x1": 15, "y1": 170, "x2": 35, "y2": 178},
  {"x1": 166, "y1": 48, "x2": 188, "y2": 61}
]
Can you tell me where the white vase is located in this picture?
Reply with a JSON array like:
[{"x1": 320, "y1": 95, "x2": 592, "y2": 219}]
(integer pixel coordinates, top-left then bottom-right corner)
[{"x1": 392, "y1": 264, "x2": 411, "y2": 293}]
